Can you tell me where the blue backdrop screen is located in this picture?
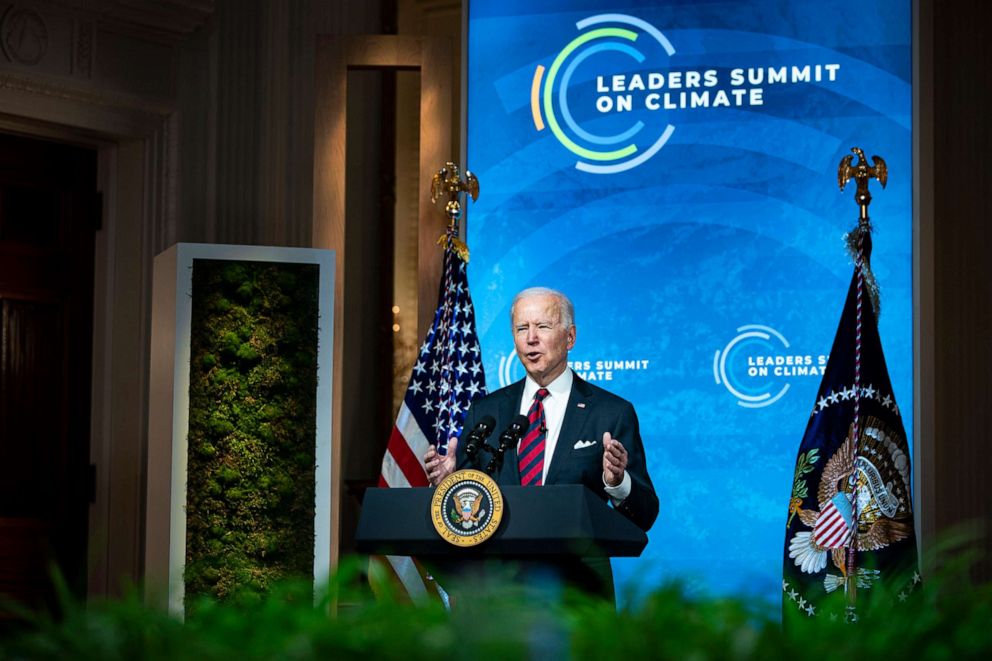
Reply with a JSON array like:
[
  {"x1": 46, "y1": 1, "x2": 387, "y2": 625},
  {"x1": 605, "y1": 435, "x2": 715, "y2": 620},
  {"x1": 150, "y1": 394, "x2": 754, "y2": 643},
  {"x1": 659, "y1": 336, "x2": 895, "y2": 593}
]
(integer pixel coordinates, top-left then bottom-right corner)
[{"x1": 466, "y1": 0, "x2": 911, "y2": 603}]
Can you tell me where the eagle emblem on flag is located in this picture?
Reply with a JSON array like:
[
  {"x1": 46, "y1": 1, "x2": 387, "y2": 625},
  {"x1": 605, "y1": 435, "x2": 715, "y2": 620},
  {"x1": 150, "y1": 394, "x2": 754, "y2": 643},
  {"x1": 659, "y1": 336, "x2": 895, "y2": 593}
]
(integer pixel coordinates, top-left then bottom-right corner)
[{"x1": 788, "y1": 416, "x2": 914, "y2": 586}]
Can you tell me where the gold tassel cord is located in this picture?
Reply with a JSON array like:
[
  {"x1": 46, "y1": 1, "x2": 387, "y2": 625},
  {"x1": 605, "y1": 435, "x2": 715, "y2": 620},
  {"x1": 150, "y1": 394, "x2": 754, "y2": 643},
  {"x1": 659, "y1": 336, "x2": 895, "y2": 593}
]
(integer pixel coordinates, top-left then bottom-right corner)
[
  {"x1": 844, "y1": 224, "x2": 880, "y2": 319},
  {"x1": 437, "y1": 233, "x2": 470, "y2": 263},
  {"x1": 838, "y1": 147, "x2": 887, "y2": 320}
]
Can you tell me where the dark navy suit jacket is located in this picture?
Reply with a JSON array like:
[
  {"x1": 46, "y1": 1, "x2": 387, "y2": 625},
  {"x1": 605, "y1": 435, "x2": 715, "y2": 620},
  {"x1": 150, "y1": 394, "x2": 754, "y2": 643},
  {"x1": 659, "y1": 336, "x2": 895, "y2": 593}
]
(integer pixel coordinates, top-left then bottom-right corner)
[{"x1": 456, "y1": 373, "x2": 659, "y2": 533}]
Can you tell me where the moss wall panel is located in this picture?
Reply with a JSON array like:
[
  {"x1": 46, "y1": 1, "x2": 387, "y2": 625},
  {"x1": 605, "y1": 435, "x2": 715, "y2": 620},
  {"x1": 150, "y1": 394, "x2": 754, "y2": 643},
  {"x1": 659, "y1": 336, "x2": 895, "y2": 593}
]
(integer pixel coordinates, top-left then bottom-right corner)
[{"x1": 185, "y1": 259, "x2": 319, "y2": 607}]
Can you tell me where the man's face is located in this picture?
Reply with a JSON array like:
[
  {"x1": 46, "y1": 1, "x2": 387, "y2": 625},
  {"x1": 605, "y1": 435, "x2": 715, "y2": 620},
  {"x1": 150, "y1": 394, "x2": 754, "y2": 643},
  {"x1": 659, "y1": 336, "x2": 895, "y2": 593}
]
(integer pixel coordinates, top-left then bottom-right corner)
[{"x1": 511, "y1": 293, "x2": 576, "y2": 386}]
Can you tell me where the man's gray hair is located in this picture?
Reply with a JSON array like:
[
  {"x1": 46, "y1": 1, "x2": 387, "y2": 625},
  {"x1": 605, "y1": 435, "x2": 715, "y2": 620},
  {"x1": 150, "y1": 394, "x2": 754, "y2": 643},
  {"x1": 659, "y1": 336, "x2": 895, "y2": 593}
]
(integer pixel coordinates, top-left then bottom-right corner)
[{"x1": 510, "y1": 287, "x2": 575, "y2": 329}]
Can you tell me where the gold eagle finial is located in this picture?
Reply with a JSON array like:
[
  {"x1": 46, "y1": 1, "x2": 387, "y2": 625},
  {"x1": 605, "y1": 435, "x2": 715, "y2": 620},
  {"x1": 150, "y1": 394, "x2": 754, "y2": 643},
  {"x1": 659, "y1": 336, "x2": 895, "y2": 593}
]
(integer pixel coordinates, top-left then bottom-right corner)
[
  {"x1": 431, "y1": 161, "x2": 480, "y2": 262},
  {"x1": 838, "y1": 147, "x2": 887, "y2": 224},
  {"x1": 431, "y1": 162, "x2": 479, "y2": 205}
]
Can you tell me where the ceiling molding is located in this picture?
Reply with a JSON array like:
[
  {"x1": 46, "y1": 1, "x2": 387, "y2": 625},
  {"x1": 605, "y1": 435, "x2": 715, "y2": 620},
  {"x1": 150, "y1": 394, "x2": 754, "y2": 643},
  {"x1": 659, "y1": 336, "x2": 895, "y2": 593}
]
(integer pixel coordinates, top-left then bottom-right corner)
[{"x1": 46, "y1": 0, "x2": 215, "y2": 43}]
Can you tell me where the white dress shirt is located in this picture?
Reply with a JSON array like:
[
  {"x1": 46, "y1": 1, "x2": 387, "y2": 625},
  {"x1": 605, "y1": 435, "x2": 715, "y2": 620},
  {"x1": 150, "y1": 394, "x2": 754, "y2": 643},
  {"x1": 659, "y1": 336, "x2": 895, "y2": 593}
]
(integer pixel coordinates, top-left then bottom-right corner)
[{"x1": 519, "y1": 369, "x2": 631, "y2": 500}]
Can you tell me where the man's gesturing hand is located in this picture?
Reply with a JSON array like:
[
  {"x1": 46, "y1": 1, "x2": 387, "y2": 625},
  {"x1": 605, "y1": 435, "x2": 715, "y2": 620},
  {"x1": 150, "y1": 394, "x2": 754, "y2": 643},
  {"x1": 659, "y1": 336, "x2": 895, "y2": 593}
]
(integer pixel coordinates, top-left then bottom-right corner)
[
  {"x1": 602, "y1": 432, "x2": 628, "y2": 487},
  {"x1": 423, "y1": 437, "x2": 458, "y2": 486}
]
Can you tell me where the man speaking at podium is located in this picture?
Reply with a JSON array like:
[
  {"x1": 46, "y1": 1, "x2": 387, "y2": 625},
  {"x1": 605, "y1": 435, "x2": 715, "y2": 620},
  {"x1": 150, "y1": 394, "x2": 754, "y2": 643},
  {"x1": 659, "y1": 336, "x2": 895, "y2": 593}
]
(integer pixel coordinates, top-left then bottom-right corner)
[{"x1": 423, "y1": 287, "x2": 658, "y2": 596}]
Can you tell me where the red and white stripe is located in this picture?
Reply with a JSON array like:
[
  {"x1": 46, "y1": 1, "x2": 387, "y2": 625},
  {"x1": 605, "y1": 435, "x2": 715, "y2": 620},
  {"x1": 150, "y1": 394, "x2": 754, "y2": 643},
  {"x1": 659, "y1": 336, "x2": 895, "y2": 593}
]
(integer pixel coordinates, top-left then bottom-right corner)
[
  {"x1": 374, "y1": 402, "x2": 434, "y2": 599},
  {"x1": 379, "y1": 401, "x2": 431, "y2": 488},
  {"x1": 814, "y1": 500, "x2": 854, "y2": 549}
]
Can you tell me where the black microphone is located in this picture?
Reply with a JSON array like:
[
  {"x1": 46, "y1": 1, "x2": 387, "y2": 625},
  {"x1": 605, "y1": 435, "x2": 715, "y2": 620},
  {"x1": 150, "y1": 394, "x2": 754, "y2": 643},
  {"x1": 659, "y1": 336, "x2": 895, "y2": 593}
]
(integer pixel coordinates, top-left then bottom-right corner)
[
  {"x1": 487, "y1": 414, "x2": 530, "y2": 475},
  {"x1": 499, "y1": 415, "x2": 529, "y2": 448},
  {"x1": 463, "y1": 415, "x2": 496, "y2": 460}
]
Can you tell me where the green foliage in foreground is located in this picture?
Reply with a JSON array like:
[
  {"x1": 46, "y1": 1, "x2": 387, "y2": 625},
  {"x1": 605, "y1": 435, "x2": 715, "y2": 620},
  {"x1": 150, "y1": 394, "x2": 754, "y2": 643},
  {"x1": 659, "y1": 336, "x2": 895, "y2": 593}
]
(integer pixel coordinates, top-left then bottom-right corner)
[{"x1": 2, "y1": 556, "x2": 991, "y2": 660}]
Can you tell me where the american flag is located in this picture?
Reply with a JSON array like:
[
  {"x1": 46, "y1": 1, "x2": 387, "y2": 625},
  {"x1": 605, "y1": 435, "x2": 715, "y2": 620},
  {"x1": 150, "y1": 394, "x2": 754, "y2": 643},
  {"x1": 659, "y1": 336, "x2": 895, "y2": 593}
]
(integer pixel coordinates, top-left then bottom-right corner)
[
  {"x1": 378, "y1": 238, "x2": 487, "y2": 488},
  {"x1": 373, "y1": 235, "x2": 487, "y2": 601}
]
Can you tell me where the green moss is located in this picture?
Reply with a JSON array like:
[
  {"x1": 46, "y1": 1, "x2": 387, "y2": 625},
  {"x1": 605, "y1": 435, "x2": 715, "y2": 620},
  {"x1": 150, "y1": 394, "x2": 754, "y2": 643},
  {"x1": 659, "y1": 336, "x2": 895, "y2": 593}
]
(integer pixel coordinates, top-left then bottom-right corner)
[
  {"x1": 184, "y1": 259, "x2": 319, "y2": 613},
  {"x1": 257, "y1": 424, "x2": 275, "y2": 444},
  {"x1": 236, "y1": 343, "x2": 260, "y2": 365},
  {"x1": 258, "y1": 404, "x2": 280, "y2": 420},
  {"x1": 207, "y1": 414, "x2": 234, "y2": 436},
  {"x1": 236, "y1": 281, "x2": 254, "y2": 300},
  {"x1": 210, "y1": 368, "x2": 233, "y2": 386},
  {"x1": 216, "y1": 465, "x2": 239, "y2": 484},
  {"x1": 220, "y1": 331, "x2": 240, "y2": 356},
  {"x1": 220, "y1": 264, "x2": 247, "y2": 285}
]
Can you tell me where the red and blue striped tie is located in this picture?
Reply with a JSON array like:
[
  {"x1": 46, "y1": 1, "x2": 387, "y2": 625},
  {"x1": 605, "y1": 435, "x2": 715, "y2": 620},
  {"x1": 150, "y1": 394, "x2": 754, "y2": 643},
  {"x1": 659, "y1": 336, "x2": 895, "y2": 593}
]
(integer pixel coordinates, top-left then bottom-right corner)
[{"x1": 518, "y1": 388, "x2": 549, "y2": 486}]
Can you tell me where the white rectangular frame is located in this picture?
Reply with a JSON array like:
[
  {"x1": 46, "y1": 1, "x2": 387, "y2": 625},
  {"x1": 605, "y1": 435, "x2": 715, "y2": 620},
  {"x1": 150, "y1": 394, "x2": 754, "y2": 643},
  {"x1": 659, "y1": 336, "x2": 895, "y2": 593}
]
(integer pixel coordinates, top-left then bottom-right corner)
[{"x1": 146, "y1": 243, "x2": 335, "y2": 617}]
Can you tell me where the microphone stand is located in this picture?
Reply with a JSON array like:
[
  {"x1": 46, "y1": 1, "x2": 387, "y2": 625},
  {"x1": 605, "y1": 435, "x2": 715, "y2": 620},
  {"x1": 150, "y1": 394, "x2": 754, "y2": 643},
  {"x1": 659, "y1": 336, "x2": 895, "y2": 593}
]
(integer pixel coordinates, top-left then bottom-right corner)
[
  {"x1": 462, "y1": 416, "x2": 496, "y2": 471},
  {"x1": 485, "y1": 417, "x2": 528, "y2": 476}
]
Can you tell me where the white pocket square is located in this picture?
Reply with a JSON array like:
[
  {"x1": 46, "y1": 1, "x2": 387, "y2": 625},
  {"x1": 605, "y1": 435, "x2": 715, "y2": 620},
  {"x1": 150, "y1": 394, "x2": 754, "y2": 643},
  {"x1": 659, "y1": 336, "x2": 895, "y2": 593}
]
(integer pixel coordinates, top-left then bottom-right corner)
[{"x1": 573, "y1": 439, "x2": 597, "y2": 450}]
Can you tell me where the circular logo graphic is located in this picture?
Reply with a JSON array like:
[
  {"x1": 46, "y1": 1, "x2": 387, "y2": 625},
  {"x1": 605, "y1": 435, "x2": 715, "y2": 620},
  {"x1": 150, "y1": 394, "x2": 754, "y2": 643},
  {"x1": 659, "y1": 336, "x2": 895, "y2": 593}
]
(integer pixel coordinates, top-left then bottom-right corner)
[
  {"x1": 431, "y1": 469, "x2": 504, "y2": 547},
  {"x1": 532, "y1": 13, "x2": 676, "y2": 174},
  {"x1": 713, "y1": 324, "x2": 793, "y2": 408},
  {"x1": 497, "y1": 350, "x2": 521, "y2": 388}
]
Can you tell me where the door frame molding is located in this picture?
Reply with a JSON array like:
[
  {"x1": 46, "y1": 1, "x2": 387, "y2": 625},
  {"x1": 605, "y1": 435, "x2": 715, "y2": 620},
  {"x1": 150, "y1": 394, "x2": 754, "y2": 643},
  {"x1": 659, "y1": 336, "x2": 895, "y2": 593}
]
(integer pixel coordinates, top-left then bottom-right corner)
[
  {"x1": 0, "y1": 79, "x2": 176, "y2": 598},
  {"x1": 312, "y1": 34, "x2": 452, "y2": 567}
]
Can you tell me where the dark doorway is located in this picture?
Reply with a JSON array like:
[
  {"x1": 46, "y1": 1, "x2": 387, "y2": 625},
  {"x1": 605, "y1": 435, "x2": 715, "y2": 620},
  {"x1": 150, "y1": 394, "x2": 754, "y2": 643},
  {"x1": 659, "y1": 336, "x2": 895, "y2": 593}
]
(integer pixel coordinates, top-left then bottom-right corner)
[
  {"x1": 340, "y1": 68, "x2": 399, "y2": 556},
  {"x1": 0, "y1": 132, "x2": 98, "y2": 613}
]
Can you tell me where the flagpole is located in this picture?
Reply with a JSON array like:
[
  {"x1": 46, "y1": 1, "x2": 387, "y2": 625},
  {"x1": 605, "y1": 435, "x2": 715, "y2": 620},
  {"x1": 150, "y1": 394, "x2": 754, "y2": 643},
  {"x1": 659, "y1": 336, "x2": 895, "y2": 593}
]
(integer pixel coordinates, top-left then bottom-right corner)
[
  {"x1": 374, "y1": 161, "x2": 487, "y2": 602},
  {"x1": 784, "y1": 148, "x2": 916, "y2": 623},
  {"x1": 429, "y1": 162, "x2": 480, "y2": 457},
  {"x1": 837, "y1": 146, "x2": 888, "y2": 621}
]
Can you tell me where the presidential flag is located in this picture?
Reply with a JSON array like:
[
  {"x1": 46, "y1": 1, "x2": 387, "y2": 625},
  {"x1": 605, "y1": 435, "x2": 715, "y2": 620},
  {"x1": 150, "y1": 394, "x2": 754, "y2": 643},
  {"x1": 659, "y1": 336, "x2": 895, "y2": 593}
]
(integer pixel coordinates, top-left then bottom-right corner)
[
  {"x1": 373, "y1": 232, "x2": 487, "y2": 599},
  {"x1": 783, "y1": 227, "x2": 919, "y2": 622}
]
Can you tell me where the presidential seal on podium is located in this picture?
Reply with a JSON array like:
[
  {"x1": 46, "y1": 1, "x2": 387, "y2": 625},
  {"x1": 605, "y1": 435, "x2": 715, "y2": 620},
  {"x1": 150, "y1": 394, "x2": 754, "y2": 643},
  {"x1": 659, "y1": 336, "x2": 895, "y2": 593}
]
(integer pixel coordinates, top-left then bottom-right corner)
[{"x1": 431, "y1": 469, "x2": 504, "y2": 547}]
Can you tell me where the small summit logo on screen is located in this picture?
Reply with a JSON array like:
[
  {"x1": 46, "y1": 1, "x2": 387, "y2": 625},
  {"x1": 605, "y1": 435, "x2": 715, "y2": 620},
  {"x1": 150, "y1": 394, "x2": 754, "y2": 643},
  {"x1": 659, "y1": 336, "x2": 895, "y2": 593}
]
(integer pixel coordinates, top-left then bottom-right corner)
[{"x1": 713, "y1": 325, "x2": 827, "y2": 408}]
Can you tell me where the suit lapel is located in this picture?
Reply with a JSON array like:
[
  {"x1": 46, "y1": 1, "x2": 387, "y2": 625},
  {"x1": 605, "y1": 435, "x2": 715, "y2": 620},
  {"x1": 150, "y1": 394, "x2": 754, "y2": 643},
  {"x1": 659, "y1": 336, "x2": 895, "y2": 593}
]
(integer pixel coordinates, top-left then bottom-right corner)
[
  {"x1": 545, "y1": 375, "x2": 593, "y2": 485},
  {"x1": 497, "y1": 380, "x2": 525, "y2": 484}
]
